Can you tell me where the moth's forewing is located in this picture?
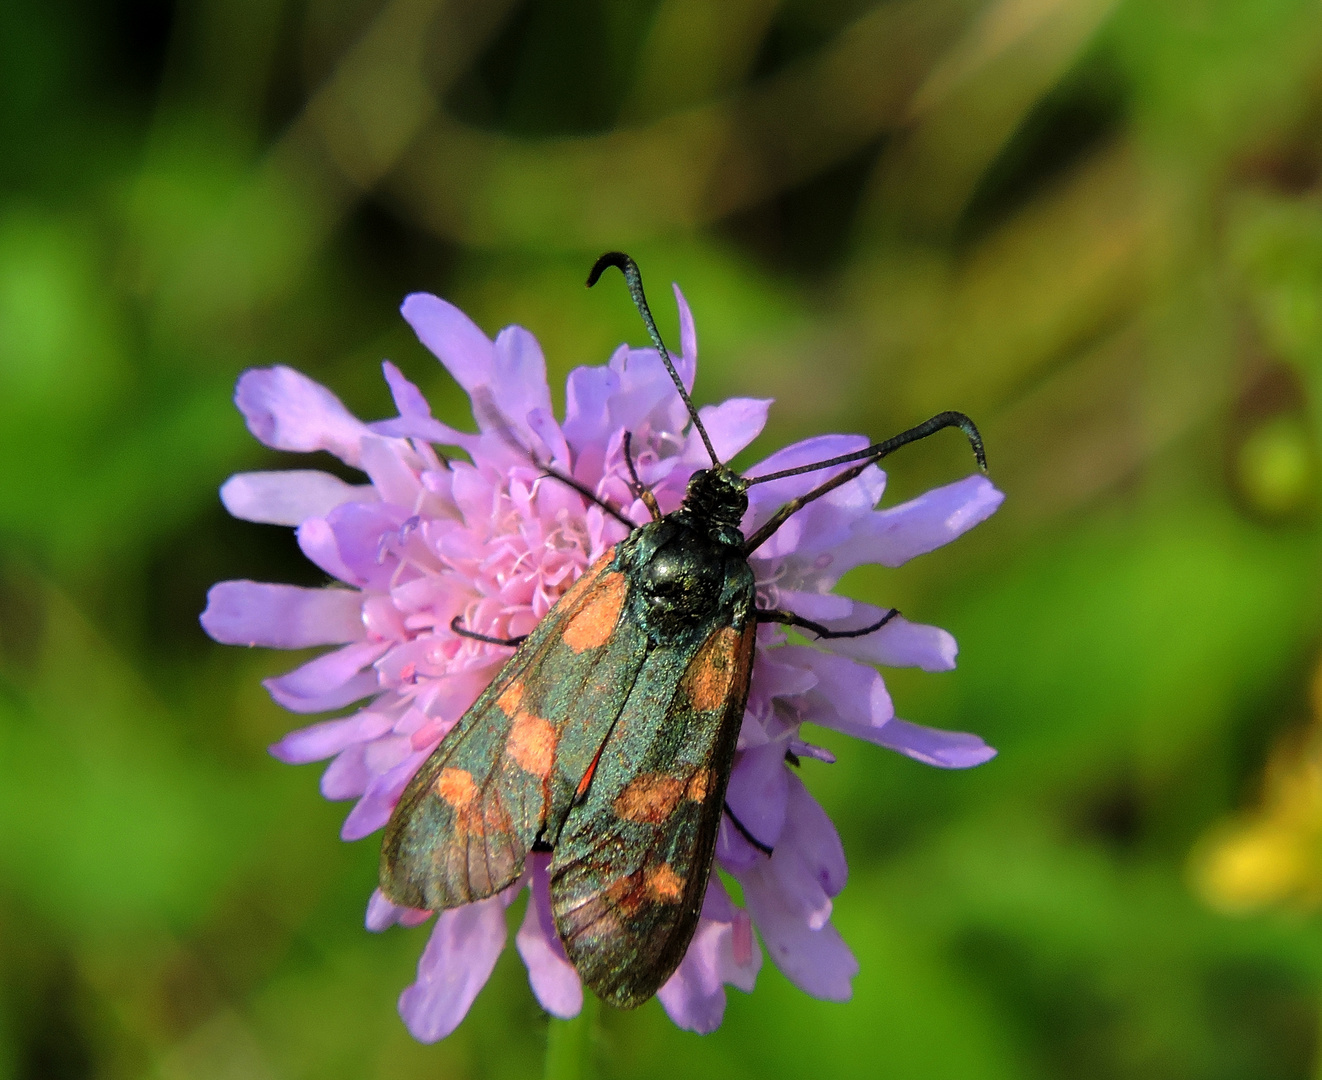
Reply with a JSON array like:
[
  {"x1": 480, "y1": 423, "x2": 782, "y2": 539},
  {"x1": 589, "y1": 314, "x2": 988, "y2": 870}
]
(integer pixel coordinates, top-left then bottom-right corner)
[
  {"x1": 380, "y1": 546, "x2": 649, "y2": 910},
  {"x1": 548, "y1": 615, "x2": 757, "y2": 1008}
]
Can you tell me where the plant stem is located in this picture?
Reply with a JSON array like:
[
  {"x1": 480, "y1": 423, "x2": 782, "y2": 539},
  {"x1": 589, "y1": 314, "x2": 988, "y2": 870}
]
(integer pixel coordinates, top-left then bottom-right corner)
[{"x1": 543, "y1": 996, "x2": 598, "y2": 1080}]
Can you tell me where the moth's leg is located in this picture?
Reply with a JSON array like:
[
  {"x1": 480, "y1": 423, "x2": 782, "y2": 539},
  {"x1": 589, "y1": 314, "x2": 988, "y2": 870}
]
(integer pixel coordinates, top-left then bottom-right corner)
[
  {"x1": 449, "y1": 615, "x2": 528, "y2": 648},
  {"x1": 755, "y1": 606, "x2": 899, "y2": 639},
  {"x1": 622, "y1": 430, "x2": 662, "y2": 522},
  {"x1": 475, "y1": 392, "x2": 640, "y2": 531},
  {"x1": 534, "y1": 461, "x2": 639, "y2": 530},
  {"x1": 723, "y1": 801, "x2": 773, "y2": 856}
]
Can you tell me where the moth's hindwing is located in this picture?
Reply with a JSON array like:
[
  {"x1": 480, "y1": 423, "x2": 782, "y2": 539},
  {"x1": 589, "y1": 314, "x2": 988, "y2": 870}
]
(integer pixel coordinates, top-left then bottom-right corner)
[
  {"x1": 548, "y1": 615, "x2": 757, "y2": 1008},
  {"x1": 380, "y1": 546, "x2": 649, "y2": 910}
]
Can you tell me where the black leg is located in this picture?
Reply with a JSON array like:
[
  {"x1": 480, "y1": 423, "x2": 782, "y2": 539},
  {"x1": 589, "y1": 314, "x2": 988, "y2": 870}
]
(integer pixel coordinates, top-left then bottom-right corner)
[
  {"x1": 472, "y1": 390, "x2": 639, "y2": 531},
  {"x1": 450, "y1": 615, "x2": 527, "y2": 648},
  {"x1": 724, "y1": 801, "x2": 773, "y2": 856},
  {"x1": 534, "y1": 461, "x2": 639, "y2": 531},
  {"x1": 622, "y1": 430, "x2": 662, "y2": 522},
  {"x1": 755, "y1": 606, "x2": 899, "y2": 639}
]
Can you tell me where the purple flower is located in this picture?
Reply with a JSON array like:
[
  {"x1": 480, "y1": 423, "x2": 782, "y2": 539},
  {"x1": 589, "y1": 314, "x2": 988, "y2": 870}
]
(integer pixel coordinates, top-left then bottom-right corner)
[{"x1": 202, "y1": 283, "x2": 1002, "y2": 1040}]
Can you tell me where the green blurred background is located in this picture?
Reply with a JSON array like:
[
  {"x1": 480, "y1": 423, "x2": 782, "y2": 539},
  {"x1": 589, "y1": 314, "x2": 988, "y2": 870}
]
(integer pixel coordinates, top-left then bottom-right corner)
[{"x1": 8, "y1": 0, "x2": 1322, "y2": 1076}]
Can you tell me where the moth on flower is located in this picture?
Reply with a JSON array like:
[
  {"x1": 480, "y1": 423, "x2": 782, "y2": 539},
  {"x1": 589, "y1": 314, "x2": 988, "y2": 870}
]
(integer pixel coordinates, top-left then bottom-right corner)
[{"x1": 202, "y1": 254, "x2": 1004, "y2": 1039}]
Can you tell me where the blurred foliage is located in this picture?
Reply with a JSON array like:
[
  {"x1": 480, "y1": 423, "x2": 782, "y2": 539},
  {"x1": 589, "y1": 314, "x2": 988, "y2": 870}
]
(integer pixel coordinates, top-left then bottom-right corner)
[
  {"x1": 7, "y1": 0, "x2": 1322, "y2": 1077},
  {"x1": 1194, "y1": 658, "x2": 1322, "y2": 916}
]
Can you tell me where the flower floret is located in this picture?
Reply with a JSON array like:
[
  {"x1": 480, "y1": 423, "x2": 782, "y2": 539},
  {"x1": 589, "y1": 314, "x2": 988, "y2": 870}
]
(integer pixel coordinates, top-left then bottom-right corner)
[{"x1": 201, "y1": 283, "x2": 1002, "y2": 1038}]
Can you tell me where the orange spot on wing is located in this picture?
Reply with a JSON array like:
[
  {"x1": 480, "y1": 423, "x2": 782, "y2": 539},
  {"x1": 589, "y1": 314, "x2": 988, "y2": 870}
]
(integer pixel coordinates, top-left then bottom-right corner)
[
  {"x1": 613, "y1": 773, "x2": 685, "y2": 824},
  {"x1": 434, "y1": 767, "x2": 475, "y2": 808},
  {"x1": 685, "y1": 768, "x2": 714, "y2": 803},
  {"x1": 682, "y1": 626, "x2": 742, "y2": 712},
  {"x1": 562, "y1": 572, "x2": 627, "y2": 653},
  {"x1": 506, "y1": 711, "x2": 556, "y2": 778},
  {"x1": 645, "y1": 862, "x2": 685, "y2": 903},
  {"x1": 497, "y1": 679, "x2": 524, "y2": 716}
]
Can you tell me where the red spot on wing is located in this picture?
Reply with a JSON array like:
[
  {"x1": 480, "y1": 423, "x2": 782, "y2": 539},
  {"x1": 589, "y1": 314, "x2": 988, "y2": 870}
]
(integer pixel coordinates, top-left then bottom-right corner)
[
  {"x1": 606, "y1": 871, "x2": 648, "y2": 918},
  {"x1": 575, "y1": 741, "x2": 607, "y2": 799}
]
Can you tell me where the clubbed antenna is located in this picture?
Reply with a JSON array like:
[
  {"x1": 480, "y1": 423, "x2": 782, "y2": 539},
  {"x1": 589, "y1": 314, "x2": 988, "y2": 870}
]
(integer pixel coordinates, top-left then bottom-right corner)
[
  {"x1": 746, "y1": 411, "x2": 987, "y2": 487},
  {"x1": 587, "y1": 252, "x2": 720, "y2": 467}
]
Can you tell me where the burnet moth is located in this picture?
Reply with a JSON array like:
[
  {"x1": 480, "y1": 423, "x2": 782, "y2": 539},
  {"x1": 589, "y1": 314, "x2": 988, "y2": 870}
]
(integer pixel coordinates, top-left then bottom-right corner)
[{"x1": 379, "y1": 252, "x2": 987, "y2": 1008}]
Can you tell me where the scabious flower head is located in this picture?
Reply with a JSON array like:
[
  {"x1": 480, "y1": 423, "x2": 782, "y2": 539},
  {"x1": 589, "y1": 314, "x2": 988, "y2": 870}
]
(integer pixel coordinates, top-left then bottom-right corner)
[{"x1": 202, "y1": 283, "x2": 1003, "y2": 1039}]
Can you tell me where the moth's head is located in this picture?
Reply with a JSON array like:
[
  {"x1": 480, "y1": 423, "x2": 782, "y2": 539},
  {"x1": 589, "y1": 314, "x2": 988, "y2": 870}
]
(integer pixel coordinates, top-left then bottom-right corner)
[{"x1": 681, "y1": 467, "x2": 749, "y2": 542}]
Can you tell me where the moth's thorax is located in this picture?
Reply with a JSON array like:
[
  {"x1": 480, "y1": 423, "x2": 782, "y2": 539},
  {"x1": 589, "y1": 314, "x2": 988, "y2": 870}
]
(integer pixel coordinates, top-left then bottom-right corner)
[
  {"x1": 675, "y1": 466, "x2": 748, "y2": 548},
  {"x1": 620, "y1": 510, "x2": 755, "y2": 646}
]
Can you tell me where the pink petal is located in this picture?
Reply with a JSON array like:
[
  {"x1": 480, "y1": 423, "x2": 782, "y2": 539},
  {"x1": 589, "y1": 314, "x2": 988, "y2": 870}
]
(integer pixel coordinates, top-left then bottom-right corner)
[
  {"x1": 717, "y1": 815, "x2": 763, "y2": 872},
  {"x1": 767, "y1": 775, "x2": 846, "y2": 931},
  {"x1": 786, "y1": 601, "x2": 959, "y2": 673},
  {"x1": 746, "y1": 465, "x2": 886, "y2": 564},
  {"x1": 234, "y1": 366, "x2": 369, "y2": 466},
  {"x1": 875, "y1": 717, "x2": 996, "y2": 768},
  {"x1": 341, "y1": 747, "x2": 428, "y2": 840},
  {"x1": 201, "y1": 581, "x2": 364, "y2": 649},
  {"x1": 725, "y1": 741, "x2": 790, "y2": 852},
  {"x1": 699, "y1": 874, "x2": 737, "y2": 923},
  {"x1": 397, "y1": 893, "x2": 510, "y2": 1043},
  {"x1": 371, "y1": 361, "x2": 476, "y2": 448},
  {"x1": 491, "y1": 326, "x2": 555, "y2": 436},
  {"x1": 562, "y1": 362, "x2": 620, "y2": 452},
  {"x1": 657, "y1": 877, "x2": 761, "y2": 1034},
  {"x1": 381, "y1": 360, "x2": 434, "y2": 421},
  {"x1": 369, "y1": 362, "x2": 475, "y2": 448},
  {"x1": 515, "y1": 854, "x2": 582, "y2": 1018},
  {"x1": 262, "y1": 639, "x2": 389, "y2": 713},
  {"x1": 366, "y1": 888, "x2": 432, "y2": 931},
  {"x1": 219, "y1": 470, "x2": 377, "y2": 526},
  {"x1": 358, "y1": 437, "x2": 423, "y2": 511},
  {"x1": 527, "y1": 407, "x2": 571, "y2": 469},
  {"x1": 839, "y1": 475, "x2": 1004, "y2": 570},
  {"x1": 770, "y1": 646, "x2": 894, "y2": 739},
  {"x1": 296, "y1": 517, "x2": 358, "y2": 584},
  {"x1": 739, "y1": 861, "x2": 857, "y2": 1001},
  {"x1": 771, "y1": 589, "x2": 853, "y2": 623},
  {"x1": 749, "y1": 646, "x2": 819, "y2": 702},
  {"x1": 401, "y1": 293, "x2": 497, "y2": 393},
  {"x1": 744, "y1": 434, "x2": 874, "y2": 515},
  {"x1": 269, "y1": 709, "x2": 394, "y2": 764},
  {"x1": 657, "y1": 919, "x2": 730, "y2": 1034},
  {"x1": 324, "y1": 501, "x2": 411, "y2": 590},
  {"x1": 674, "y1": 284, "x2": 697, "y2": 389},
  {"x1": 686, "y1": 398, "x2": 772, "y2": 466},
  {"x1": 320, "y1": 743, "x2": 369, "y2": 799}
]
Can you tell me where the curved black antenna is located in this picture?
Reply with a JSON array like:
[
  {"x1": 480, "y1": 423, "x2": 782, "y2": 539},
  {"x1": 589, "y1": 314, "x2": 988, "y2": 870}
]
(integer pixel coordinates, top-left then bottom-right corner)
[
  {"x1": 587, "y1": 252, "x2": 720, "y2": 467},
  {"x1": 746, "y1": 411, "x2": 986, "y2": 487}
]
